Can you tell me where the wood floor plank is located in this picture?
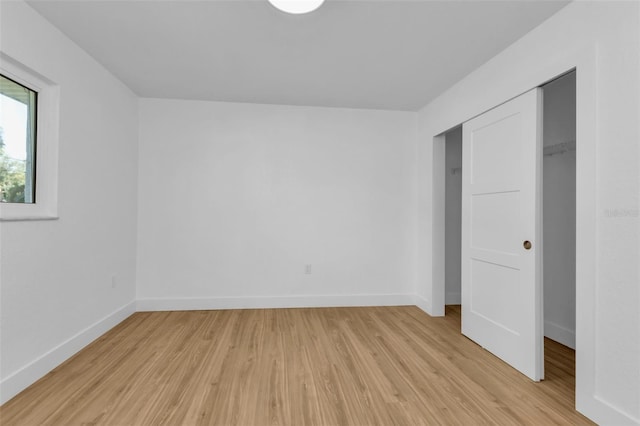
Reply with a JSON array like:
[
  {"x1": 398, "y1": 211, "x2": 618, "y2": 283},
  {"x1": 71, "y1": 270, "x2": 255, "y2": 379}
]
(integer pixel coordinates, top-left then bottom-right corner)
[{"x1": 0, "y1": 306, "x2": 593, "y2": 425}]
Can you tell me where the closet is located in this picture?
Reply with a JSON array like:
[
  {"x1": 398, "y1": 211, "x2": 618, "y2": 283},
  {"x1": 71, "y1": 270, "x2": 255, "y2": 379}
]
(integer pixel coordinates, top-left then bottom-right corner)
[{"x1": 443, "y1": 71, "x2": 576, "y2": 352}]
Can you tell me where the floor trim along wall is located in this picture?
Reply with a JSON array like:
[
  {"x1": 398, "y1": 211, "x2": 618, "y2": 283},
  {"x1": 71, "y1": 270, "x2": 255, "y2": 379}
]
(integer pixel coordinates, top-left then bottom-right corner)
[
  {"x1": 445, "y1": 292, "x2": 461, "y2": 305},
  {"x1": 544, "y1": 320, "x2": 576, "y2": 350},
  {"x1": 136, "y1": 294, "x2": 416, "y2": 312},
  {"x1": 0, "y1": 301, "x2": 136, "y2": 405},
  {"x1": 412, "y1": 294, "x2": 431, "y2": 316}
]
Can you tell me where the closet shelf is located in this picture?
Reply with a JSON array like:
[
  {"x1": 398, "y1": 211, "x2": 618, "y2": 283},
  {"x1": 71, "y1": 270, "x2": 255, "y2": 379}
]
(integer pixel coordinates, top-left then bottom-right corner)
[{"x1": 544, "y1": 140, "x2": 576, "y2": 157}]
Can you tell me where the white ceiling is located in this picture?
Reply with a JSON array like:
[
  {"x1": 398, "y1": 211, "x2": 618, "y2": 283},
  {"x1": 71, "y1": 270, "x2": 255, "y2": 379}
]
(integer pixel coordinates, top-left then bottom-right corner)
[{"x1": 27, "y1": 0, "x2": 569, "y2": 111}]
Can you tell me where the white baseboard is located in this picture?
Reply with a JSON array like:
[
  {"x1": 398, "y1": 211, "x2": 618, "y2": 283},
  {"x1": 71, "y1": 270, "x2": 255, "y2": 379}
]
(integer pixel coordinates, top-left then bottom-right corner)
[
  {"x1": 412, "y1": 294, "x2": 432, "y2": 316},
  {"x1": 136, "y1": 294, "x2": 415, "y2": 312},
  {"x1": 0, "y1": 301, "x2": 136, "y2": 405},
  {"x1": 544, "y1": 320, "x2": 575, "y2": 349},
  {"x1": 445, "y1": 291, "x2": 461, "y2": 305}
]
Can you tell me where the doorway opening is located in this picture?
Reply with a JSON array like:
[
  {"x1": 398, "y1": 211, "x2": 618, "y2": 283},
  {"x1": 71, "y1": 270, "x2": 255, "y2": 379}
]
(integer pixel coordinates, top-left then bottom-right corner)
[
  {"x1": 444, "y1": 126, "x2": 462, "y2": 309},
  {"x1": 440, "y1": 71, "x2": 577, "y2": 377},
  {"x1": 541, "y1": 70, "x2": 576, "y2": 352}
]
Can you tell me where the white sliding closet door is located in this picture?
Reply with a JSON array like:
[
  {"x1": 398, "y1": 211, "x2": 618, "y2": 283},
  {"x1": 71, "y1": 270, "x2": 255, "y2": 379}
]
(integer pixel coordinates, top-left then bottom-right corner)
[{"x1": 461, "y1": 88, "x2": 544, "y2": 381}]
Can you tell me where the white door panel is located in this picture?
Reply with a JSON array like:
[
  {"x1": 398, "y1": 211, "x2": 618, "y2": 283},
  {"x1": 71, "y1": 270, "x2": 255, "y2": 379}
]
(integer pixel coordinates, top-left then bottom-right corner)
[{"x1": 461, "y1": 88, "x2": 543, "y2": 381}]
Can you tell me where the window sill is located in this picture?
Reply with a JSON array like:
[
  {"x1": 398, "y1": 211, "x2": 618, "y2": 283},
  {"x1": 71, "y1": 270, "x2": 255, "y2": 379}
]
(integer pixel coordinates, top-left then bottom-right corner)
[
  {"x1": 0, "y1": 215, "x2": 59, "y2": 222},
  {"x1": 0, "y1": 202, "x2": 59, "y2": 222}
]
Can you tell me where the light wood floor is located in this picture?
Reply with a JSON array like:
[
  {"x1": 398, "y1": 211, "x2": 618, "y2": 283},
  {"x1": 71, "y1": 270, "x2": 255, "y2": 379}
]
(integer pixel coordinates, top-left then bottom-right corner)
[{"x1": 1, "y1": 305, "x2": 593, "y2": 425}]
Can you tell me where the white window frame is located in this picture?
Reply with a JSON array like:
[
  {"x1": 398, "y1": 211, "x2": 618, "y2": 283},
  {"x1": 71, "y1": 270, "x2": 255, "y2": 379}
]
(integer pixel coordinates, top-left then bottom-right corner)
[{"x1": 0, "y1": 53, "x2": 60, "y2": 221}]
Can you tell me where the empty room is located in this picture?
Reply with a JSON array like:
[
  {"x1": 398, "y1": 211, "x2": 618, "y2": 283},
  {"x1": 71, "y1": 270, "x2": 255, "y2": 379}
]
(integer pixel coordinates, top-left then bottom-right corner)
[{"x1": 0, "y1": 0, "x2": 638, "y2": 425}]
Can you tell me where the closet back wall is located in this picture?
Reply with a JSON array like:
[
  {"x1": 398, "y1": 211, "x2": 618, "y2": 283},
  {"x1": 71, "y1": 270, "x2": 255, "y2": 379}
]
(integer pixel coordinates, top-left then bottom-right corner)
[{"x1": 136, "y1": 99, "x2": 417, "y2": 310}]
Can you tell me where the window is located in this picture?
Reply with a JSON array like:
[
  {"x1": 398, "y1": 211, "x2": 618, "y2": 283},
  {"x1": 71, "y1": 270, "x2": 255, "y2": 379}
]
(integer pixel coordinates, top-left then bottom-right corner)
[
  {"x1": 0, "y1": 73, "x2": 37, "y2": 204},
  {"x1": 0, "y1": 53, "x2": 59, "y2": 221}
]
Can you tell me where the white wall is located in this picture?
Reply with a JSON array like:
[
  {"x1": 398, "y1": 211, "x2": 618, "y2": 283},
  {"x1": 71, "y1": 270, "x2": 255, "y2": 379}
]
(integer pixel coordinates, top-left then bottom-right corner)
[
  {"x1": 0, "y1": 2, "x2": 138, "y2": 404},
  {"x1": 444, "y1": 127, "x2": 462, "y2": 305},
  {"x1": 137, "y1": 99, "x2": 417, "y2": 309},
  {"x1": 542, "y1": 73, "x2": 576, "y2": 349},
  {"x1": 1, "y1": 2, "x2": 637, "y2": 425},
  {"x1": 414, "y1": 1, "x2": 639, "y2": 424}
]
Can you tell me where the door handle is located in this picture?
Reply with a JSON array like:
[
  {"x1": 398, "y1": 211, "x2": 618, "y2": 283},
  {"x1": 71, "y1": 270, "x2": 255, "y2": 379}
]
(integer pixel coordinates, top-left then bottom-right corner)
[{"x1": 523, "y1": 240, "x2": 532, "y2": 250}]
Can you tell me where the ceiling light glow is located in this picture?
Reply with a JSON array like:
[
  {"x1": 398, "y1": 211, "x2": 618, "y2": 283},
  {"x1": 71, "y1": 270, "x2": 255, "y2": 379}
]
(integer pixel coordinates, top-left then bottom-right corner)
[{"x1": 268, "y1": 0, "x2": 325, "y2": 15}]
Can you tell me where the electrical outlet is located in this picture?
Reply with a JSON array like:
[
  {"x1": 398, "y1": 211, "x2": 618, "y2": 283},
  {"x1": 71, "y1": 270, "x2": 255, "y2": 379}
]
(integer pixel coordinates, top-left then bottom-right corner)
[
  {"x1": 111, "y1": 275, "x2": 117, "y2": 288},
  {"x1": 305, "y1": 264, "x2": 312, "y2": 275}
]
